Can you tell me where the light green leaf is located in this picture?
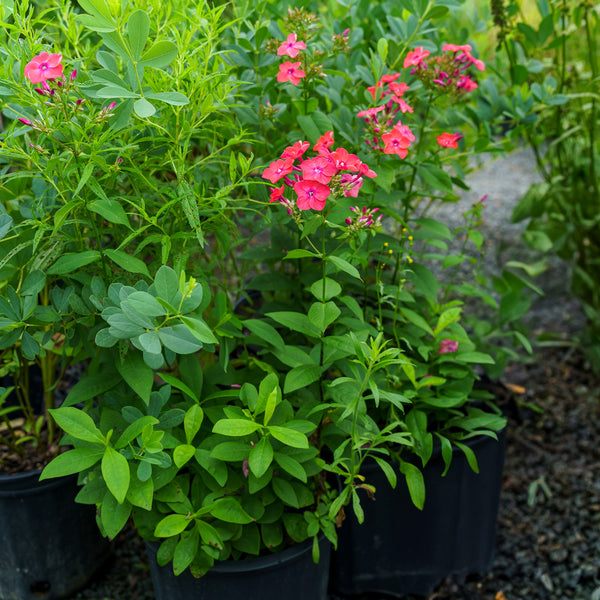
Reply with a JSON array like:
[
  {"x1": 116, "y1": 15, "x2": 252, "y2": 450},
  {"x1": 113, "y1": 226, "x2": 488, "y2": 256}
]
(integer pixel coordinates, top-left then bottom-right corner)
[
  {"x1": 184, "y1": 405, "x2": 203, "y2": 444},
  {"x1": 399, "y1": 461, "x2": 425, "y2": 510},
  {"x1": 210, "y1": 497, "x2": 254, "y2": 524},
  {"x1": 268, "y1": 426, "x2": 309, "y2": 449},
  {"x1": 180, "y1": 316, "x2": 218, "y2": 344},
  {"x1": 102, "y1": 446, "x2": 130, "y2": 504},
  {"x1": 326, "y1": 255, "x2": 362, "y2": 280},
  {"x1": 213, "y1": 419, "x2": 262, "y2": 436},
  {"x1": 127, "y1": 9, "x2": 150, "y2": 60},
  {"x1": 155, "y1": 514, "x2": 190, "y2": 537},
  {"x1": 266, "y1": 311, "x2": 320, "y2": 338},
  {"x1": 139, "y1": 40, "x2": 178, "y2": 68},
  {"x1": 310, "y1": 278, "x2": 342, "y2": 301},
  {"x1": 249, "y1": 437, "x2": 273, "y2": 478},
  {"x1": 307, "y1": 300, "x2": 340, "y2": 332},
  {"x1": 49, "y1": 407, "x2": 105, "y2": 444},
  {"x1": 100, "y1": 492, "x2": 132, "y2": 539},
  {"x1": 134, "y1": 97, "x2": 156, "y2": 118},
  {"x1": 146, "y1": 92, "x2": 189, "y2": 106},
  {"x1": 158, "y1": 325, "x2": 203, "y2": 354},
  {"x1": 39, "y1": 447, "x2": 104, "y2": 480},
  {"x1": 173, "y1": 444, "x2": 196, "y2": 468}
]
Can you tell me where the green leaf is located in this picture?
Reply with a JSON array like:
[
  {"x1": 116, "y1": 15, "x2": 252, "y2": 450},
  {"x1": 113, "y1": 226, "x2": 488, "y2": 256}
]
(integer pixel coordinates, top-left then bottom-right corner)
[
  {"x1": 158, "y1": 325, "x2": 203, "y2": 354},
  {"x1": 102, "y1": 446, "x2": 130, "y2": 504},
  {"x1": 310, "y1": 278, "x2": 342, "y2": 301},
  {"x1": 39, "y1": 447, "x2": 104, "y2": 480},
  {"x1": 308, "y1": 301, "x2": 340, "y2": 332},
  {"x1": 249, "y1": 437, "x2": 273, "y2": 478},
  {"x1": 173, "y1": 528, "x2": 200, "y2": 575},
  {"x1": 49, "y1": 407, "x2": 105, "y2": 444},
  {"x1": 47, "y1": 251, "x2": 100, "y2": 275},
  {"x1": 268, "y1": 426, "x2": 308, "y2": 449},
  {"x1": 155, "y1": 514, "x2": 190, "y2": 537},
  {"x1": 210, "y1": 497, "x2": 254, "y2": 524},
  {"x1": 213, "y1": 419, "x2": 262, "y2": 436},
  {"x1": 155, "y1": 374, "x2": 194, "y2": 403},
  {"x1": 146, "y1": 92, "x2": 189, "y2": 106},
  {"x1": 434, "y1": 307, "x2": 461, "y2": 337},
  {"x1": 373, "y1": 456, "x2": 397, "y2": 489},
  {"x1": 455, "y1": 441, "x2": 479, "y2": 473},
  {"x1": 184, "y1": 405, "x2": 204, "y2": 444},
  {"x1": 266, "y1": 311, "x2": 320, "y2": 338},
  {"x1": 196, "y1": 520, "x2": 224, "y2": 549},
  {"x1": 88, "y1": 198, "x2": 130, "y2": 227},
  {"x1": 126, "y1": 291, "x2": 166, "y2": 317},
  {"x1": 126, "y1": 475, "x2": 153, "y2": 510},
  {"x1": 456, "y1": 351, "x2": 495, "y2": 364},
  {"x1": 104, "y1": 249, "x2": 150, "y2": 276},
  {"x1": 401, "y1": 308, "x2": 434, "y2": 336},
  {"x1": 134, "y1": 97, "x2": 156, "y2": 118},
  {"x1": 63, "y1": 372, "x2": 118, "y2": 407},
  {"x1": 100, "y1": 492, "x2": 131, "y2": 539},
  {"x1": 326, "y1": 255, "x2": 362, "y2": 280},
  {"x1": 399, "y1": 461, "x2": 425, "y2": 510},
  {"x1": 96, "y1": 85, "x2": 140, "y2": 99},
  {"x1": 284, "y1": 249, "x2": 318, "y2": 259},
  {"x1": 196, "y1": 449, "x2": 228, "y2": 484},
  {"x1": 127, "y1": 9, "x2": 150, "y2": 60},
  {"x1": 283, "y1": 364, "x2": 321, "y2": 394},
  {"x1": 274, "y1": 454, "x2": 306, "y2": 482},
  {"x1": 180, "y1": 316, "x2": 218, "y2": 344},
  {"x1": 115, "y1": 415, "x2": 159, "y2": 449},
  {"x1": 272, "y1": 477, "x2": 299, "y2": 508},
  {"x1": 139, "y1": 40, "x2": 178, "y2": 68},
  {"x1": 209, "y1": 442, "x2": 249, "y2": 462},
  {"x1": 352, "y1": 488, "x2": 364, "y2": 524},
  {"x1": 116, "y1": 351, "x2": 153, "y2": 404},
  {"x1": 174, "y1": 444, "x2": 196, "y2": 468},
  {"x1": 243, "y1": 319, "x2": 285, "y2": 349}
]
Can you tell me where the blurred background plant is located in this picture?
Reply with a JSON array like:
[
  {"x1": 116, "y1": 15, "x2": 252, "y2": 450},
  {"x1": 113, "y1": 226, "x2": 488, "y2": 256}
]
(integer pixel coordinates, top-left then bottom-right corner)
[{"x1": 488, "y1": 0, "x2": 600, "y2": 369}]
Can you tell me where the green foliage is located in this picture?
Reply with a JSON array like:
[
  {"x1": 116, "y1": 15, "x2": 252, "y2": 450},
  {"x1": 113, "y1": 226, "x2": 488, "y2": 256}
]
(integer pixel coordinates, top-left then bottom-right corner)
[{"x1": 490, "y1": 0, "x2": 600, "y2": 367}]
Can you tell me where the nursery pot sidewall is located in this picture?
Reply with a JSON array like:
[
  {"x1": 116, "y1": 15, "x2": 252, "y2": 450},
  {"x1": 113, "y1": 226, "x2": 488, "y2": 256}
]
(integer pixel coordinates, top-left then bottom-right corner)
[
  {"x1": 146, "y1": 534, "x2": 331, "y2": 600},
  {"x1": 330, "y1": 430, "x2": 506, "y2": 597},
  {"x1": 0, "y1": 470, "x2": 111, "y2": 600}
]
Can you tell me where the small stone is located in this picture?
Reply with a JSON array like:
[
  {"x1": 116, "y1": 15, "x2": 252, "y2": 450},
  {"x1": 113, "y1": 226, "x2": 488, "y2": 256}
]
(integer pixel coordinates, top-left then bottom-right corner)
[
  {"x1": 549, "y1": 548, "x2": 568, "y2": 563},
  {"x1": 540, "y1": 572, "x2": 554, "y2": 592}
]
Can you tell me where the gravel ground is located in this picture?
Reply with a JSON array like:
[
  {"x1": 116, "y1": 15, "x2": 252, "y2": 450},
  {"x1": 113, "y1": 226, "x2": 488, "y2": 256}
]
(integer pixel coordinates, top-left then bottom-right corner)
[{"x1": 66, "y1": 150, "x2": 600, "y2": 600}]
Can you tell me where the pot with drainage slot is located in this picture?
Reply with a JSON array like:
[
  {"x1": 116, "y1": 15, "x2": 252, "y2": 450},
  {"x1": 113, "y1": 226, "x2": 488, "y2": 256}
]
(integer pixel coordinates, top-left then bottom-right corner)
[{"x1": 0, "y1": 469, "x2": 111, "y2": 600}]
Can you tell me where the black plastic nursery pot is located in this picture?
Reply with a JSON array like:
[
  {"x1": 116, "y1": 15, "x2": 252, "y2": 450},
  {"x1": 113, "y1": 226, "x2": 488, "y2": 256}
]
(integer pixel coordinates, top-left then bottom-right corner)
[
  {"x1": 146, "y1": 534, "x2": 331, "y2": 600},
  {"x1": 329, "y1": 430, "x2": 506, "y2": 598},
  {"x1": 0, "y1": 470, "x2": 111, "y2": 600}
]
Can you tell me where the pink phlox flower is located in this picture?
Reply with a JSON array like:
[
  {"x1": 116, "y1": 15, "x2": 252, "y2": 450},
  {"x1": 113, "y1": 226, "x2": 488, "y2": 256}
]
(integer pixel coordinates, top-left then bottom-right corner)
[
  {"x1": 438, "y1": 339, "x2": 459, "y2": 354},
  {"x1": 277, "y1": 33, "x2": 306, "y2": 58},
  {"x1": 381, "y1": 73, "x2": 402, "y2": 83},
  {"x1": 390, "y1": 96, "x2": 413, "y2": 113},
  {"x1": 294, "y1": 179, "x2": 331, "y2": 211},
  {"x1": 358, "y1": 162, "x2": 377, "y2": 178},
  {"x1": 340, "y1": 174, "x2": 363, "y2": 197},
  {"x1": 24, "y1": 52, "x2": 63, "y2": 83},
  {"x1": 277, "y1": 61, "x2": 306, "y2": 86},
  {"x1": 381, "y1": 126, "x2": 413, "y2": 158},
  {"x1": 281, "y1": 140, "x2": 310, "y2": 160},
  {"x1": 437, "y1": 132, "x2": 462, "y2": 149},
  {"x1": 388, "y1": 81, "x2": 410, "y2": 97},
  {"x1": 301, "y1": 156, "x2": 337, "y2": 184},
  {"x1": 270, "y1": 184, "x2": 285, "y2": 203},
  {"x1": 366, "y1": 81, "x2": 385, "y2": 102},
  {"x1": 313, "y1": 131, "x2": 335, "y2": 155},
  {"x1": 18, "y1": 118, "x2": 33, "y2": 126},
  {"x1": 262, "y1": 158, "x2": 294, "y2": 183},
  {"x1": 442, "y1": 43, "x2": 472, "y2": 53},
  {"x1": 395, "y1": 123, "x2": 416, "y2": 143},
  {"x1": 457, "y1": 75, "x2": 478, "y2": 92},
  {"x1": 403, "y1": 46, "x2": 430, "y2": 68},
  {"x1": 357, "y1": 105, "x2": 385, "y2": 119},
  {"x1": 330, "y1": 147, "x2": 361, "y2": 171}
]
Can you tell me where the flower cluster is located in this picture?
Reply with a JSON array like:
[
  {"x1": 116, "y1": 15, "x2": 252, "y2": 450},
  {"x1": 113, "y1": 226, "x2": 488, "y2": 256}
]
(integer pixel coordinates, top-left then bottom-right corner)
[
  {"x1": 357, "y1": 74, "x2": 416, "y2": 156},
  {"x1": 344, "y1": 206, "x2": 382, "y2": 233},
  {"x1": 404, "y1": 44, "x2": 485, "y2": 95},
  {"x1": 262, "y1": 131, "x2": 377, "y2": 216}
]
